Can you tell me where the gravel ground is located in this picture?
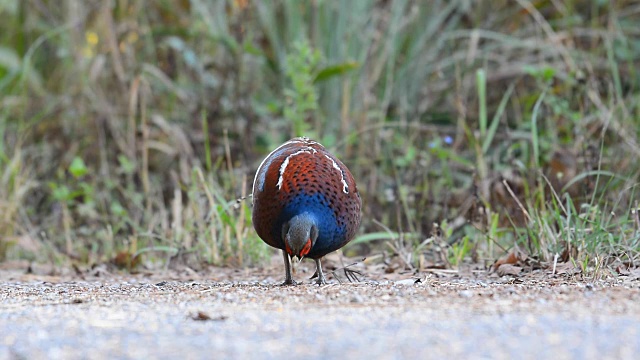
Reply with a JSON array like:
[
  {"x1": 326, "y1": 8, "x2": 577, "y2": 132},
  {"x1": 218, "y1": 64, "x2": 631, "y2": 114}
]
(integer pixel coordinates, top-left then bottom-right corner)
[{"x1": 1, "y1": 268, "x2": 640, "y2": 360}]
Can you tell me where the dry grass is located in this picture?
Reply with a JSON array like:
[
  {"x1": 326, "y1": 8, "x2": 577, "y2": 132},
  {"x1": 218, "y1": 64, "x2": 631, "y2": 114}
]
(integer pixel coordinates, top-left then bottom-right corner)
[{"x1": 0, "y1": 0, "x2": 638, "y2": 272}]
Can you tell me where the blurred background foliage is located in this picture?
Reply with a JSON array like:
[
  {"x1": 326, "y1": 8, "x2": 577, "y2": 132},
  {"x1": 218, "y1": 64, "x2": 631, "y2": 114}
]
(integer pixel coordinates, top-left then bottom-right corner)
[{"x1": 0, "y1": 0, "x2": 639, "y2": 272}]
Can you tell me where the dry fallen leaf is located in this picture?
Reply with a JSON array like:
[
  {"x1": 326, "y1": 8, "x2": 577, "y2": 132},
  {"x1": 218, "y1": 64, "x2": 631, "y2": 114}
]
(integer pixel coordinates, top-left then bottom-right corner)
[
  {"x1": 552, "y1": 262, "x2": 581, "y2": 275},
  {"x1": 190, "y1": 311, "x2": 228, "y2": 322},
  {"x1": 112, "y1": 251, "x2": 141, "y2": 270},
  {"x1": 492, "y1": 247, "x2": 528, "y2": 272},
  {"x1": 191, "y1": 311, "x2": 211, "y2": 321},
  {"x1": 615, "y1": 265, "x2": 631, "y2": 276},
  {"x1": 496, "y1": 264, "x2": 522, "y2": 277}
]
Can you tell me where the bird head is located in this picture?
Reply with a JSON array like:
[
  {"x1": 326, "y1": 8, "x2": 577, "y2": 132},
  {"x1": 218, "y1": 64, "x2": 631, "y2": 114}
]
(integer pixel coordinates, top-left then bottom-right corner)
[{"x1": 283, "y1": 213, "x2": 318, "y2": 259}]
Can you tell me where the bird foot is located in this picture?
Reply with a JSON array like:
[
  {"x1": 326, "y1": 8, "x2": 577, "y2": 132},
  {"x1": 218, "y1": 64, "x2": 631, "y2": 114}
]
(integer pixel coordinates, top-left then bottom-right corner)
[
  {"x1": 343, "y1": 267, "x2": 364, "y2": 283},
  {"x1": 281, "y1": 279, "x2": 298, "y2": 286},
  {"x1": 310, "y1": 270, "x2": 327, "y2": 285}
]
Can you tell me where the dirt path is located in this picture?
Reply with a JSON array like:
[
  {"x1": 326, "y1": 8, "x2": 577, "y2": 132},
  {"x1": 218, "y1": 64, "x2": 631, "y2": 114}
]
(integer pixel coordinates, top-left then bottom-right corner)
[{"x1": 1, "y1": 268, "x2": 640, "y2": 359}]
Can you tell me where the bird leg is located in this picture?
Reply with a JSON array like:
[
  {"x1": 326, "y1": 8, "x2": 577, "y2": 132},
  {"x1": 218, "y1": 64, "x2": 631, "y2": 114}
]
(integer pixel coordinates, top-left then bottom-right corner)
[
  {"x1": 314, "y1": 259, "x2": 327, "y2": 285},
  {"x1": 281, "y1": 250, "x2": 296, "y2": 285}
]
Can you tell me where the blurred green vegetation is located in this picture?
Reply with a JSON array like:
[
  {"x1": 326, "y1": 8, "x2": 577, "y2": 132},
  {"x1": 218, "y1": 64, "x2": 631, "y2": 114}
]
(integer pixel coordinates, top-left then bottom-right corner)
[{"x1": 0, "y1": 0, "x2": 638, "y2": 273}]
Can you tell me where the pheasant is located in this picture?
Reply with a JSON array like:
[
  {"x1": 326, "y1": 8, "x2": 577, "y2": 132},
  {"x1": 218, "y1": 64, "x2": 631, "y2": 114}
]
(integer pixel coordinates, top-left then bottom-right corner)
[{"x1": 252, "y1": 137, "x2": 362, "y2": 285}]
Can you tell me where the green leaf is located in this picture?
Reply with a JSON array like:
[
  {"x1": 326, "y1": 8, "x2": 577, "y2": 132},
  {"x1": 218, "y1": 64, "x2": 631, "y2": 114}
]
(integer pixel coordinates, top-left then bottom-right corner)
[
  {"x1": 541, "y1": 66, "x2": 556, "y2": 82},
  {"x1": 314, "y1": 61, "x2": 359, "y2": 83},
  {"x1": 0, "y1": 0, "x2": 18, "y2": 15},
  {"x1": 0, "y1": 46, "x2": 21, "y2": 71},
  {"x1": 523, "y1": 65, "x2": 556, "y2": 82},
  {"x1": 69, "y1": 157, "x2": 88, "y2": 178},
  {"x1": 118, "y1": 155, "x2": 135, "y2": 175},
  {"x1": 50, "y1": 183, "x2": 71, "y2": 202},
  {"x1": 110, "y1": 201, "x2": 127, "y2": 217}
]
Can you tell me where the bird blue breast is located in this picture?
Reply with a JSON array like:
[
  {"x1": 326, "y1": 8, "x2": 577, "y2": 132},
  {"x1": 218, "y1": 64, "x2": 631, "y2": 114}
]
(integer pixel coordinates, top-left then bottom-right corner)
[{"x1": 275, "y1": 192, "x2": 346, "y2": 257}]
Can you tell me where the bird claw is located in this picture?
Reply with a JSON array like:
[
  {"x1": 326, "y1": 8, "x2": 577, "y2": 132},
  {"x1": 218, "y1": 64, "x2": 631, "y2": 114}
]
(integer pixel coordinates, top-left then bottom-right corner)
[
  {"x1": 315, "y1": 273, "x2": 327, "y2": 285},
  {"x1": 281, "y1": 279, "x2": 298, "y2": 286},
  {"x1": 310, "y1": 270, "x2": 327, "y2": 285},
  {"x1": 343, "y1": 267, "x2": 364, "y2": 283}
]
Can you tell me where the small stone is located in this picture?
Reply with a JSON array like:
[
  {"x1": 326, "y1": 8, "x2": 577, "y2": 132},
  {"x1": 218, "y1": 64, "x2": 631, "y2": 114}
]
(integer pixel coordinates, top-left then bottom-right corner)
[
  {"x1": 395, "y1": 279, "x2": 418, "y2": 286},
  {"x1": 585, "y1": 283, "x2": 594, "y2": 291}
]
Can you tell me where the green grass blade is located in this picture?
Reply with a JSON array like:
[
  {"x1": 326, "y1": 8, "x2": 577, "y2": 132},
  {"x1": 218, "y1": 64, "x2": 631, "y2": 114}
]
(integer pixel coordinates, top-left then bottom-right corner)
[
  {"x1": 482, "y1": 83, "x2": 515, "y2": 154},
  {"x1": 477, "y1": 69, "x2": 487, "y2": 138}
]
